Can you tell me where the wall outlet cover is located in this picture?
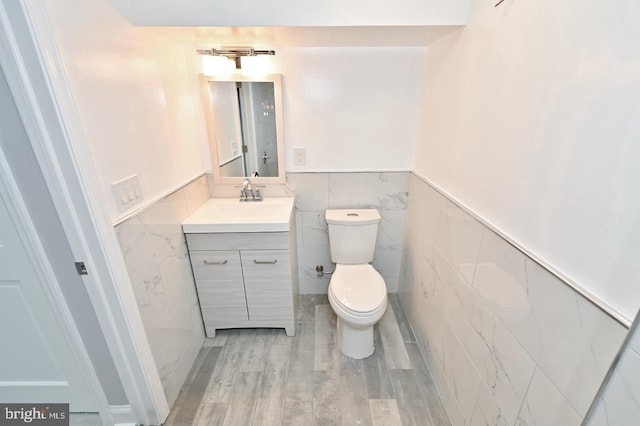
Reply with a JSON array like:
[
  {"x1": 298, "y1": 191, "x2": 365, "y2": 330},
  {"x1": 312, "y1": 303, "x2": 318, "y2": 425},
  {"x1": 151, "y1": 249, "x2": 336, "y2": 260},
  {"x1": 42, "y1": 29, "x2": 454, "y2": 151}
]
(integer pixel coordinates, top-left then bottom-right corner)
[{"x1": 293, "y1": 147, "x2": 306, "y2": 166}]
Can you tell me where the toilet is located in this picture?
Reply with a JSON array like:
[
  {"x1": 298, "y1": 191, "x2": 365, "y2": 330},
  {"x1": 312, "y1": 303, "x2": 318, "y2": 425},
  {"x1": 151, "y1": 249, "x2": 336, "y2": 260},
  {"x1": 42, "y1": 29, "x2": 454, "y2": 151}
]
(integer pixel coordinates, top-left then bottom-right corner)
[{"x1": 326, "y1": 209, "x2": 388, "y2": 359}]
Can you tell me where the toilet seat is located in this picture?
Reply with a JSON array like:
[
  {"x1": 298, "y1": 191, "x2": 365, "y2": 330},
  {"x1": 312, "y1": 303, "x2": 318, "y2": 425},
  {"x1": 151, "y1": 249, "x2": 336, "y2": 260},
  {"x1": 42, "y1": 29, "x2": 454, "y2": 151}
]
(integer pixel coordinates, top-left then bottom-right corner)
[{"x1": 329, "y1": 264, "x2": 386, "y2": 315}]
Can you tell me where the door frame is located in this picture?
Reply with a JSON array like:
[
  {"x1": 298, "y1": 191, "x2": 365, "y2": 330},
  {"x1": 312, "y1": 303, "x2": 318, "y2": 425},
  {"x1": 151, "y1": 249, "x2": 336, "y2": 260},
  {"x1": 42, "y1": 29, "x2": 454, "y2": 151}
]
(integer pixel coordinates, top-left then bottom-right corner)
[{"x1": 0, "y1": 1, "x2": 169, "y2": 424}]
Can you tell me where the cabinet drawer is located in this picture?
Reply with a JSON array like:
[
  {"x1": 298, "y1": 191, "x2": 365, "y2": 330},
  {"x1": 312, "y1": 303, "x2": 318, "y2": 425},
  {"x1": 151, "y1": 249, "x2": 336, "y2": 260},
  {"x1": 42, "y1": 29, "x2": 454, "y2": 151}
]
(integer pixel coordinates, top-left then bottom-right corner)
[
  {"x1": 241, "y1": 250, "x2": 293, "y2": 322},
  {"x1": 186, "y1": 232, "x2": 289, "y2": 251}
]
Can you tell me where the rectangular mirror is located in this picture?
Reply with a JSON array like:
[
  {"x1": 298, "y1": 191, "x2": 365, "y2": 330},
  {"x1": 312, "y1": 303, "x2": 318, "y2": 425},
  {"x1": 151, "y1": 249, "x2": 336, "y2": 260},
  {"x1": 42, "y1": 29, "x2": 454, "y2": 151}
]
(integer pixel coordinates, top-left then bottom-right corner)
[{"x1": 202, "y1": 74, "x2": 285, "y2": 183}]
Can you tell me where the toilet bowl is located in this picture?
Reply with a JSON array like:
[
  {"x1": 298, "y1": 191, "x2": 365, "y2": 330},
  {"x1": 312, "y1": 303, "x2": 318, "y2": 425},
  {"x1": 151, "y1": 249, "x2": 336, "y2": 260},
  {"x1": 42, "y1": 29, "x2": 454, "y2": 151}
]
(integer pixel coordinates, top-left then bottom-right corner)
[{"x1": 328, "y1": 264, "x2": 388, "y2": 359}]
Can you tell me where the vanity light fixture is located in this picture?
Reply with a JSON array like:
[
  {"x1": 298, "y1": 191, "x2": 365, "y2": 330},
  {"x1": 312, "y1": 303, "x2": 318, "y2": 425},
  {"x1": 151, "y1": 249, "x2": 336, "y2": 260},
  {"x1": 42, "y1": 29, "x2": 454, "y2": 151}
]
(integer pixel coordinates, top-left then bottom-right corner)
[{"x1": 197, "y1": 48, "x2": 275, "y2": 75}]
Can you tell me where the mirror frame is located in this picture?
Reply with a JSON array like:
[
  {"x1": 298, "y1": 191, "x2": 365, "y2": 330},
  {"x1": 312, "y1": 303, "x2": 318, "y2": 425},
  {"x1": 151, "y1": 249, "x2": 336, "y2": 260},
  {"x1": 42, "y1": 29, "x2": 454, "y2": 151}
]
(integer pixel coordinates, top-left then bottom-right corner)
[{"x1": 201, "y1": 73, "x2": 286, "y2": 184}]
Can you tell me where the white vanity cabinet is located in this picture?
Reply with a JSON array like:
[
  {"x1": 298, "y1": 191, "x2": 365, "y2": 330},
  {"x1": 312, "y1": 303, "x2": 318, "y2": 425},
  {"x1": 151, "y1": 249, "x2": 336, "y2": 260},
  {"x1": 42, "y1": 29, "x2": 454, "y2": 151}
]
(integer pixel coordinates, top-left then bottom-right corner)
[{"x1": 185, "y1": 229, "x2": 298, "y2": 337}]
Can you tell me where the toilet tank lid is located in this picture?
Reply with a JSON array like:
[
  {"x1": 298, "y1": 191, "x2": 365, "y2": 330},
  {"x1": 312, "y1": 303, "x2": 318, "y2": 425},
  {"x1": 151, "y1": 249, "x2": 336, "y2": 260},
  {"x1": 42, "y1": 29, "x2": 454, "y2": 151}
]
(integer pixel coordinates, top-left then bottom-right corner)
[{"x1": 326, "y1": 209, "x2": 381, "y2": 225}]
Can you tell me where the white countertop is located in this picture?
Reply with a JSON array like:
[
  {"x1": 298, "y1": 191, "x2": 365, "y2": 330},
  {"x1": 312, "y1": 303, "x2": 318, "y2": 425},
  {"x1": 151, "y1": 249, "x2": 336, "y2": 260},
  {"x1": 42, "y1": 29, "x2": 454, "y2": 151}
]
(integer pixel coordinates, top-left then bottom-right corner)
[{"x1": 182, "y1": 197, "x2": 295, "y2": 233}]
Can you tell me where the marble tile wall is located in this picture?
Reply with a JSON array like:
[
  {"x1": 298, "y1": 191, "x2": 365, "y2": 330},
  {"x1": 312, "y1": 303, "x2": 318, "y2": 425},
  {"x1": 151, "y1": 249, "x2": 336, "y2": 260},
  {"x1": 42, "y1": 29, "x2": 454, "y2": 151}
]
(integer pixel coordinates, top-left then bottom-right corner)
[
  {"x1": 285, "y1": 172, "x2": 409, "y2": 294},
  {"x1": 398, "y1": 173, "x2": 628, "y2": 426},
  {"x1": 114, "y1": 175, "x2": 209, "y2": 407},
  {"x1": 587, "y1": 318, "x2": 640, "y2": 425}
]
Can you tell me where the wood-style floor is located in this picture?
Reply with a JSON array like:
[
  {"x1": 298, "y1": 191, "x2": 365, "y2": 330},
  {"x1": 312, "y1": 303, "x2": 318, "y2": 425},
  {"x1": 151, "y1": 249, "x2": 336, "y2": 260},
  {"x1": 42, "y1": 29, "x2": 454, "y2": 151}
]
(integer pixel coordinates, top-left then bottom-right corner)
[{"x1": 164, "y1": 295, "x2": 450, "y2": 426}]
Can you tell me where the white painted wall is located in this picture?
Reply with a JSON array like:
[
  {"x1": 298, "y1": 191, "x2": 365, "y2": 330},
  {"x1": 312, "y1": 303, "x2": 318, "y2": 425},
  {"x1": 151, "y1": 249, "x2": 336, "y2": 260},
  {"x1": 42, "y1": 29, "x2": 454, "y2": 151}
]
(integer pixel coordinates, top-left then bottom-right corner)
[
  {"x1": 276, "y1": 47, "x2": 425, "y2": 172},
  {"x1": 42, "y1": 0, "x2": 209, "y2": 222},
  {"x1": 414, "y1": 0, "x2": 640, "y2": 321},
  {"x1": 129, "y1": 0, "x2": 469, "y2": 26}
]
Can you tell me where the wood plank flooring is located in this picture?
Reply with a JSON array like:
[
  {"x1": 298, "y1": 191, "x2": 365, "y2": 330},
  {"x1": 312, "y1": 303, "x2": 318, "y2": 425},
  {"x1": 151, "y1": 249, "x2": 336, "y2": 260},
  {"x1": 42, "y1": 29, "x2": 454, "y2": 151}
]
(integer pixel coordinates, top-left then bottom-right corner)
[{"x1": 164, "y1": 294, "x2": 450, "y2": 426}]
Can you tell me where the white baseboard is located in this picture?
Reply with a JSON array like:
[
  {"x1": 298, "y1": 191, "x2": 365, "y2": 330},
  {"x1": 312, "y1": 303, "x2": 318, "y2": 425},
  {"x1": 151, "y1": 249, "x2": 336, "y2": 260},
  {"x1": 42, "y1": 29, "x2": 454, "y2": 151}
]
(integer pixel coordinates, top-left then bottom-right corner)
[{"x1": 110, "y1": 405, "x2": 136, "y2": 426}]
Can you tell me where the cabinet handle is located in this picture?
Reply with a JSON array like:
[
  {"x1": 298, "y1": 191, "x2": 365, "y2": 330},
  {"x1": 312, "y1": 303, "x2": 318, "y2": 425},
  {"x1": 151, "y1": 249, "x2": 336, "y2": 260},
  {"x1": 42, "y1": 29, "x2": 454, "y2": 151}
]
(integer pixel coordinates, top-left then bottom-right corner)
[
  {"x1": 253, "y1": 259, "x2": 278, "y2": 265},
  {"x1": 203, "y1": 260, "x2": 228, "y2": 265}
]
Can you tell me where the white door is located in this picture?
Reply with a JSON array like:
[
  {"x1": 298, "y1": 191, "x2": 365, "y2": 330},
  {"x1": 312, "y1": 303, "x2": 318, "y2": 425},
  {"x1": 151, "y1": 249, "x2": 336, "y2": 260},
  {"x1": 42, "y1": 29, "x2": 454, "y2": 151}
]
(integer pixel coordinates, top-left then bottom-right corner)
[{"x1": 0, "y1": 193, "x2": 96, "y2": 411}]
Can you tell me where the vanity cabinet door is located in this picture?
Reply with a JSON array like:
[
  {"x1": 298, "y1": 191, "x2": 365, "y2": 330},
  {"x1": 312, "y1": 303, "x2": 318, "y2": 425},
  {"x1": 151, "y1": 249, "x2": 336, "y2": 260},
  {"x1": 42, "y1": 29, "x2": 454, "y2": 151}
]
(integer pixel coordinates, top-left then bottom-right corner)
[
  {"x1": 241, "y1": 250, "x2": 293, "y2": 322},
  {"x1": 190, "y1": 250, "x2": 248, "y2": 321}
]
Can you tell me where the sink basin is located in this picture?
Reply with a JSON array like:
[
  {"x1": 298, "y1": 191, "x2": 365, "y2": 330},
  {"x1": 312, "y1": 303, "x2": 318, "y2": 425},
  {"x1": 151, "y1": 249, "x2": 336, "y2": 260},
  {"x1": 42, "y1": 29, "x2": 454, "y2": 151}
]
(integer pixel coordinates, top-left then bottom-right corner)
[{"x1": 182, "y1": 197, "x2": 295, "y2": 233}]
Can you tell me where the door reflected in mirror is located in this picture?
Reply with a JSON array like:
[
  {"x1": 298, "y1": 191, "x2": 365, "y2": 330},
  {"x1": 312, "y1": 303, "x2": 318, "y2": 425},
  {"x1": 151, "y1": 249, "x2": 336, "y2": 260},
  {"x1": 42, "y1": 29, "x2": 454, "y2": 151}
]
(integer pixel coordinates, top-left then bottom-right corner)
[{"x1": 203, "y1": 75, "x2": 284, "y2": 183}]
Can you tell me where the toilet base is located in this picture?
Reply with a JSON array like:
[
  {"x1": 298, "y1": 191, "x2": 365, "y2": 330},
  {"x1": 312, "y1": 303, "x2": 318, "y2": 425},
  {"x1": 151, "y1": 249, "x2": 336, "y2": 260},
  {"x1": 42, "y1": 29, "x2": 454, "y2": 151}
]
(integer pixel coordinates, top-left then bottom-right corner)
[{"x1": 337, "y1": 318, "x2": 374, "y2": 359}]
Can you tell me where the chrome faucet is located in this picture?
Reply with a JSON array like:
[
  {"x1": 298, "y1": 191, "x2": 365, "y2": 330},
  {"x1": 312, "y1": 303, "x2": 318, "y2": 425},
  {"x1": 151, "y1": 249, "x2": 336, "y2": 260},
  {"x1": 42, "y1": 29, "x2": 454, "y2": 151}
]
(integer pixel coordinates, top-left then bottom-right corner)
[{"x1": 240, "y1": 178, "x2": 263, "y2": 202}]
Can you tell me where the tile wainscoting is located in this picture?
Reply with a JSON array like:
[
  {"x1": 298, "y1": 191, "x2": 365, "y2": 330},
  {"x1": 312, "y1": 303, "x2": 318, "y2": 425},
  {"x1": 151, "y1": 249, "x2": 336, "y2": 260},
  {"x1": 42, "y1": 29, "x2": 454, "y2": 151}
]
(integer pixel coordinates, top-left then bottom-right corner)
[
  {"x1": 114, "y1": 175, "x2": 209, "y2": 407},
  {"x1": 399, "y1": 172, "x2": 628, "y2": 425}
]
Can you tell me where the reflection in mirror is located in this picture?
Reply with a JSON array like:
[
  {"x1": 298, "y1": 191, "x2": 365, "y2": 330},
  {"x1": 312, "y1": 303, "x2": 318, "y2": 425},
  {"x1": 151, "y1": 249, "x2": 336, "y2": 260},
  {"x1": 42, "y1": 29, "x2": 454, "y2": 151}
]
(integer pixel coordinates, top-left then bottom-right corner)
[{"x1": 203, "y1": 75, "x2": 284, "y2": 183}]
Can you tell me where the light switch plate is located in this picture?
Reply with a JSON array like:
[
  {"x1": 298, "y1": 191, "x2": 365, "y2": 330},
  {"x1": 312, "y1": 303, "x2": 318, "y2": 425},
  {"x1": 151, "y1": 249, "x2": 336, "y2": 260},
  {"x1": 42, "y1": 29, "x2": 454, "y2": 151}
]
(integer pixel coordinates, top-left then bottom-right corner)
[{"x1": 112, "y1": 174, "x2": 143, "y2": 212}]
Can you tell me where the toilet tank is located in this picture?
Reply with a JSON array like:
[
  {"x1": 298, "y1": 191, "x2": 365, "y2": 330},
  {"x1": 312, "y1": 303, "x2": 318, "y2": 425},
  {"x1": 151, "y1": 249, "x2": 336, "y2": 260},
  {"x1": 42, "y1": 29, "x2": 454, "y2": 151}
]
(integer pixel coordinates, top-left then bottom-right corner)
[{"x1": 326, "y1": 209, "x2": 381, "y2": 264}]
